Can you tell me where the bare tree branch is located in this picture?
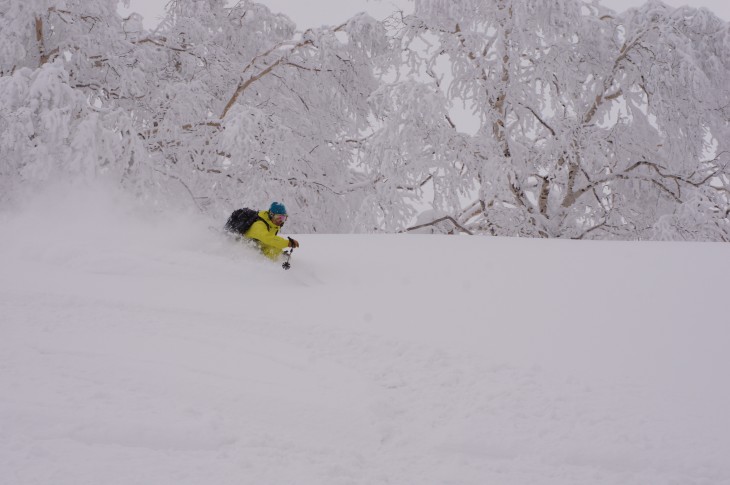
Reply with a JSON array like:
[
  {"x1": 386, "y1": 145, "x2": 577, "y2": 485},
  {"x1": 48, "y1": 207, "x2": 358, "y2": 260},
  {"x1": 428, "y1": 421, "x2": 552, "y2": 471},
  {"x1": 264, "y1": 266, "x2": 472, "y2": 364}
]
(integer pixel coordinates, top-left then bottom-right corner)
[{"x1": 402, "y1": 216, "x2": 474, "y2": 235}]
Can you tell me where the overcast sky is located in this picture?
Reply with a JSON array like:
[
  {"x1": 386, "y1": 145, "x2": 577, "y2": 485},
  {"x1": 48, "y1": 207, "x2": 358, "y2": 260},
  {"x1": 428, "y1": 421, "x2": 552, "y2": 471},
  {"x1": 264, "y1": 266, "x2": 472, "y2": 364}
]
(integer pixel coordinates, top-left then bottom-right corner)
[{"x1": 121, "y1": 0, "x2": 729, "y2": 29}]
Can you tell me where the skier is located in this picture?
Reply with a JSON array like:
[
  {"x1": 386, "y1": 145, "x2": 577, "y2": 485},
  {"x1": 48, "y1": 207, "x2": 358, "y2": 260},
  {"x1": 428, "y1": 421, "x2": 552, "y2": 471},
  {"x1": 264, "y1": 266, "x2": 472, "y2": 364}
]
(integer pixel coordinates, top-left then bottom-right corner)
[{"x1": 243, "y1": 202, "x2": 299, "y2": 261}]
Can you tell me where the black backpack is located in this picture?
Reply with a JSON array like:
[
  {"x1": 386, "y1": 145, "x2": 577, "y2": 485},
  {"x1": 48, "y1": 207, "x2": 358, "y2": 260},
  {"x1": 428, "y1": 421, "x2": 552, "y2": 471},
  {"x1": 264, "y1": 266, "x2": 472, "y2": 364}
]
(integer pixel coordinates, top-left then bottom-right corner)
[{"x1": 224, "y1": 208, "x2": 268, "y2": 235}]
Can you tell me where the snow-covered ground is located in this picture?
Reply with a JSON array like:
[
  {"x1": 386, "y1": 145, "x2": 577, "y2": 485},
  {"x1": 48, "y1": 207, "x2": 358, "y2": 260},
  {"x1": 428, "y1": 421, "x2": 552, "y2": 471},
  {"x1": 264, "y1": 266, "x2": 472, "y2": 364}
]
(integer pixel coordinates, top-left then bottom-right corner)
[{"x1": 1, "y1": 185, "x2": 729, "y2": 485}]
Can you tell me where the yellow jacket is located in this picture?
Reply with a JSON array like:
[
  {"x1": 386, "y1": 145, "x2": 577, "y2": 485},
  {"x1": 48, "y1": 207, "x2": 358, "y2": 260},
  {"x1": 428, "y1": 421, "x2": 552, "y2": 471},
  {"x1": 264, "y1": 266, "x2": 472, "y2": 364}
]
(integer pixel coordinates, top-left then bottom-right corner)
[{"x1": 244, "y1": 210, "x2": 290, "y2": 260}]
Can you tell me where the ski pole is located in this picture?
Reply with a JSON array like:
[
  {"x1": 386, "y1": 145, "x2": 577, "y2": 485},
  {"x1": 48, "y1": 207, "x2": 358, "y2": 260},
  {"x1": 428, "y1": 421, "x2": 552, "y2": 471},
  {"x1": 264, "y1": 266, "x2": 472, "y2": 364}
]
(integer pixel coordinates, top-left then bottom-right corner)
[{"x1": 282, "y1": 248, "x2": 294, "y2": 270}]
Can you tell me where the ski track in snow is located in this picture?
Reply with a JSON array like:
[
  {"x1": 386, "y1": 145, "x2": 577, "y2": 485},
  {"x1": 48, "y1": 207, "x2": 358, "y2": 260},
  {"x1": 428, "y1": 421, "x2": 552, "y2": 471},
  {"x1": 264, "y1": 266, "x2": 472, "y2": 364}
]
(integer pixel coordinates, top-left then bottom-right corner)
[{"x1": 1, "y1": 188, "x2": 729, "y2": 485}]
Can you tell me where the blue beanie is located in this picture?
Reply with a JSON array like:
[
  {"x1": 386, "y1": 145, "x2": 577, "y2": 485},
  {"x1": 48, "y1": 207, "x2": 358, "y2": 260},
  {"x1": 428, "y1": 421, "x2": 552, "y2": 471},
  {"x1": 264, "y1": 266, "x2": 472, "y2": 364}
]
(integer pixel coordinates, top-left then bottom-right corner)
[{"x1": 269, "y1": 202, "x2": 287, "y2": 215}]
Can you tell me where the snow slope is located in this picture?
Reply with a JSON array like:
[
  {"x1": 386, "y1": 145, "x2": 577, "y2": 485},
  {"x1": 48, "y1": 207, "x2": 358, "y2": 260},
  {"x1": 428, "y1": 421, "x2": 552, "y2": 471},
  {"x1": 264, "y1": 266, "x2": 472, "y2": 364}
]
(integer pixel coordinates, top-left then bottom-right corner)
[{"x1": 1, "y1": 185, "x2": 729, "y2": 485}]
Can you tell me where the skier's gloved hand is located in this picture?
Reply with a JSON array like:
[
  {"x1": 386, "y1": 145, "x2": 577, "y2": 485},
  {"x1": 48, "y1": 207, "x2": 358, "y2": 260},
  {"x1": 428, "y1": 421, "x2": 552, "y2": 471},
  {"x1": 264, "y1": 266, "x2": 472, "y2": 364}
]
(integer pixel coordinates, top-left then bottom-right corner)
[{"x1": 288, "y1": 237, "x2": 299, "y2": 249}]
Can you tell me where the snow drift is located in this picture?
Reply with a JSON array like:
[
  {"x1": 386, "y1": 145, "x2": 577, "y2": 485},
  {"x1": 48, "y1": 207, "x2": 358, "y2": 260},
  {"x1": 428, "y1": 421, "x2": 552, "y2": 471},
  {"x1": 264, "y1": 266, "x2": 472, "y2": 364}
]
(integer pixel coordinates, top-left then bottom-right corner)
[{"x1": 1, "y1": 185, "x2": 729, "y2": 485}]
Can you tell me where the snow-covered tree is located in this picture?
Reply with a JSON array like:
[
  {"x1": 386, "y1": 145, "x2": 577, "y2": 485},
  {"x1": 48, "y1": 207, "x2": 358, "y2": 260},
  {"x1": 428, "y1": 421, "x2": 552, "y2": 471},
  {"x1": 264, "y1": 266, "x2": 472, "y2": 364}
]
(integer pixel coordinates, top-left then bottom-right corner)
[
  {"x1": 147, "y1": 0, "x2": 400, "y2": 231},
  {"x1": 1, "y1": 0, "x2": 441, "y2": 231},
  {"x1": 0, "y1": 0, "x2": 144, "y2": 203},
  {"x1": 397, "y1": 0, "x2": 730, "y2": 240},
  {"x1": 3, "y1": 0, "x2": 729, "y2": 240}
]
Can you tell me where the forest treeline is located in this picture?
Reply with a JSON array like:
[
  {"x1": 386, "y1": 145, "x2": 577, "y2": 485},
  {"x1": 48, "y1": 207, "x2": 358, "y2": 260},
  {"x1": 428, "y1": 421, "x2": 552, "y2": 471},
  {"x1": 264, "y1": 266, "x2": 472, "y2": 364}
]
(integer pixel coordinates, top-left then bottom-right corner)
[{"x1": 1, "y1": 0, "x2": 729, "y2": 240}]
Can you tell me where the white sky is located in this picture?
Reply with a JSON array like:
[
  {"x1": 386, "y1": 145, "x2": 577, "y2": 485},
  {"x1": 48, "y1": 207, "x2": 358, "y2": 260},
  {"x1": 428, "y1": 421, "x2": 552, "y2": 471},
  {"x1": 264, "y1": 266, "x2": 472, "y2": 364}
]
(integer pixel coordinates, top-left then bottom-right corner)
[{"x1": 121, "y1": 0, "x2": 729, "y2": 30}]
